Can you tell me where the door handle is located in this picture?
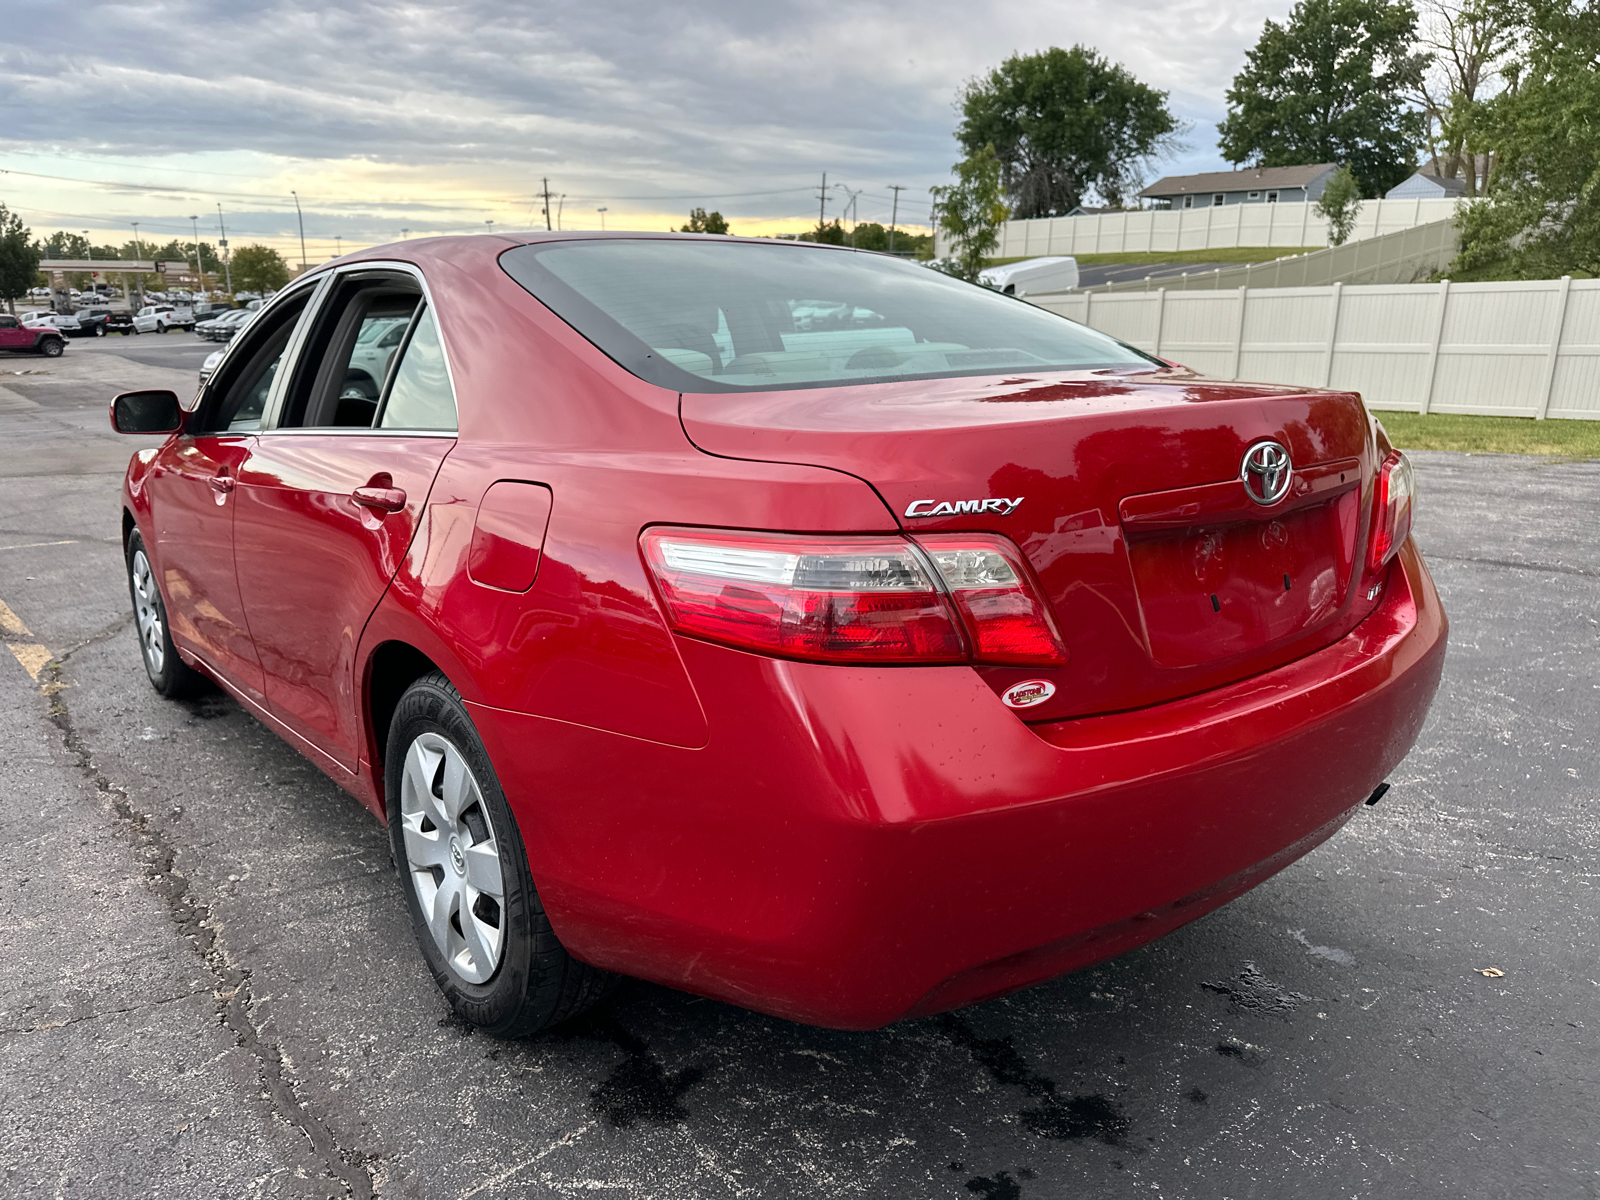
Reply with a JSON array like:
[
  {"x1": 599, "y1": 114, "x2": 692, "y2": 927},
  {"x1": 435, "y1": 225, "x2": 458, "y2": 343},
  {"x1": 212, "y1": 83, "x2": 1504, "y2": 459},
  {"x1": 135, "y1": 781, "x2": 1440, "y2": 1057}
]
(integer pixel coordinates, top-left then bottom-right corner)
[
  {"x1": 352, "y1": 486, "x2": 406, "y2": 514},
  {"x1": 209, "y1": 475, "x2": 235, "y2": 494}
]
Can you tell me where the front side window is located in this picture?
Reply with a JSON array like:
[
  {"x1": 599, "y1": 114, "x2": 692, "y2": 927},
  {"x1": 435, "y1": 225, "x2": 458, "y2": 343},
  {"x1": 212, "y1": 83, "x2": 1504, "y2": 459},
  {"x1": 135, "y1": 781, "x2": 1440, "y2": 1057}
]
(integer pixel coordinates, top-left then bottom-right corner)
[
  {"x1": 500, "y1": 239, "x2": 1152, "y2": 393},
  {"x1": 200, "y1": 291, "x2": 313, "y2": 432}
]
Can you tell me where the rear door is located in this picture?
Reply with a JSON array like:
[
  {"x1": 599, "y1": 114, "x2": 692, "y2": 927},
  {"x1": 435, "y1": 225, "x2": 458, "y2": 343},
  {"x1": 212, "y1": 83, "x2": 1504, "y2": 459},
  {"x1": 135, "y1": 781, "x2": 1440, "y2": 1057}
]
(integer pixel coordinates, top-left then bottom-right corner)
[{"x1": 233, "y1": 268, "x2": 457, "y2": 770}]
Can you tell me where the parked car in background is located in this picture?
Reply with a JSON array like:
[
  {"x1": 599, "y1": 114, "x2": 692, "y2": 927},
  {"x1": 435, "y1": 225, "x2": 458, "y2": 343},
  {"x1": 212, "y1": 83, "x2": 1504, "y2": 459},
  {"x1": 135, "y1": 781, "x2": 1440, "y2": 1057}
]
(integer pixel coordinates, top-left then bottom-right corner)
[
  {"x1": 133, "y1": 304, "x2": 195, "y2": 334},
  {"x1": 192, "y1": 301, "x2": 234, "y2": 320},
  {"x1": 198, "y1": 347, "x2": 225, "y2": 385},
  {"x1": 72, "y1": 309, "x2": 118, "y2": 337},
  {"x1": 195, "y1": 309, "x2": 253, "y2": 341},
  {"x1": 111, "y1": 234, "x2": 1445, "y2": 1036},
  {"x1": 0, "y1": 313, "x2": 66, "y2": 357},
  {"x1": 20, "y1": 312, "x2": 85, "y2": 336}
]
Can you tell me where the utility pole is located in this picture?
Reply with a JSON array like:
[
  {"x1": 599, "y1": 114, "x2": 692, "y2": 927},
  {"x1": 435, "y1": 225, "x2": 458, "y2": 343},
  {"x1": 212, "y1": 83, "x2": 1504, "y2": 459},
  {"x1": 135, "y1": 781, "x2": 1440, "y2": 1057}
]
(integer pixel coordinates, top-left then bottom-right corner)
[
  {"x1": 887, "y1": 185, "x2": 906, "y2": 253},
  {"x1": 817, "y1": 171, "x2": 827, "y2": 228},
  {"x1": 131, "y1": 221, "x2": 145, "y2": 309},
  {"x1": 216, "y1": 204, "x2": 233, "y2": 295},
  {"x1": 540, "y1": 178, "x2": 554, "y2": 231},
  {"x1": 291, "y1": 191, "x2": 308, "y2": 272},
  {"x1": 189, "y1": 215, "x2": 202, "y2": 292}
]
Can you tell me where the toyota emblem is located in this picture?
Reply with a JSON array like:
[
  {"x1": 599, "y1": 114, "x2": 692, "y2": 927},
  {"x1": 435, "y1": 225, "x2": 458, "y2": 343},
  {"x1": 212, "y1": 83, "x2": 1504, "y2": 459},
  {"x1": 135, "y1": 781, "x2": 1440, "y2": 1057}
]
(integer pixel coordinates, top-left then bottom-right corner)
[{"x1": 1240, "y1": 440, "x2": 1293, "y2": 506}]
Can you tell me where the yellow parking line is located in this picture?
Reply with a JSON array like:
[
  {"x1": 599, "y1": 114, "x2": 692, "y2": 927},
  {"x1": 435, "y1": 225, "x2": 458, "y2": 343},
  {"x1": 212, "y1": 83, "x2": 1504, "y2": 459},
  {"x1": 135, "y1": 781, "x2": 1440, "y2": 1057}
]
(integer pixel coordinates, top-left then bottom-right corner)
[{"x1": 0, "y1": 598, "x2": 52, "y2": 681}]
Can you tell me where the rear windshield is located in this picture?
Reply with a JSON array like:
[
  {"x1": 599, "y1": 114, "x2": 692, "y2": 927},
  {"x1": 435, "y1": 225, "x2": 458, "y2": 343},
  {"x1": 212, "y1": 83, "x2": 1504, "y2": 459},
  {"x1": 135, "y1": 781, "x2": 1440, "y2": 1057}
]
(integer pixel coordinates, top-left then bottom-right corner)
[{"x1": 499, "y1": 238, "x2": 1152, "y2": 392}]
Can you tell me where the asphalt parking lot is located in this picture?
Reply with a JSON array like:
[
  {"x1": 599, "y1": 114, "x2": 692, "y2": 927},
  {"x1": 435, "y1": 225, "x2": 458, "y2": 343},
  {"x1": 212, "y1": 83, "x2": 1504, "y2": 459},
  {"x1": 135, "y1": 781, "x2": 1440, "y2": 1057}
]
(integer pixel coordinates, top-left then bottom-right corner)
[{"x1": 1, "y1": 340, "x2": 1596, "y2": 1199}]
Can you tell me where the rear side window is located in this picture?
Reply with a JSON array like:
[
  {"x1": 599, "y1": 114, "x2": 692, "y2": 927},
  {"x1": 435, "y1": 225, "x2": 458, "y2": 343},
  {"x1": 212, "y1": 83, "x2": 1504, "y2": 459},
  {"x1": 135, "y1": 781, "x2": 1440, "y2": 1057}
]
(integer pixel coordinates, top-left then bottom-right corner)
[
  {"x1": 378, "y1": 307, "x2": 456, "y2": 431},
  {"x1": 499, "y1": 238, "x2": 1151, "y2": 393}
]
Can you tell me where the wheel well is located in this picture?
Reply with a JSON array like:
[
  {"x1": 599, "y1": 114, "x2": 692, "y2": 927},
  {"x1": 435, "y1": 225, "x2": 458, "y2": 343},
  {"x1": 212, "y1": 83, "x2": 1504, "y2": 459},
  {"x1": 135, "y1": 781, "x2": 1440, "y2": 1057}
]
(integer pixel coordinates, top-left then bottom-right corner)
[
  {"x1": 367, "y1": 641, "x2": 442, "y2": 782},
  {"x1": 121, "y1": 508, "x2": 135, "y2": 549}
]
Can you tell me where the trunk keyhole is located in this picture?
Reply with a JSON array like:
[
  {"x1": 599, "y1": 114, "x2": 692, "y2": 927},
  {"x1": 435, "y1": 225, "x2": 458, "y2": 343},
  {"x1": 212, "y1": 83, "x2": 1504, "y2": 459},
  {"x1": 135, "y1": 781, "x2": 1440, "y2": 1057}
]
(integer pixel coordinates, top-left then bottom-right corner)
[
  {"x1": 1210, "y1": 593, "x2": 1221, "y2": 613},
  {"x1": 1283, "y1": 574, "x2": 1292, "y2": 591}
]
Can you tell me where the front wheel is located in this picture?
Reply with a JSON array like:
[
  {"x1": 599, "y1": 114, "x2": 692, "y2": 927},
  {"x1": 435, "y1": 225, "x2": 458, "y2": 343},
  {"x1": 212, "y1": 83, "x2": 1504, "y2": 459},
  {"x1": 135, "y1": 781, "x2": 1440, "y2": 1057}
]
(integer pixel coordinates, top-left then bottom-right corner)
[
  {"x1": 386, "y1": 673, "x2": 614, "y2": 1036},
  {"x1": 126, "y1": 529, "x2": 201, "y2": 697},
  {"x1": 39, "y1": 338, "x2": 63, "y2": 358}
]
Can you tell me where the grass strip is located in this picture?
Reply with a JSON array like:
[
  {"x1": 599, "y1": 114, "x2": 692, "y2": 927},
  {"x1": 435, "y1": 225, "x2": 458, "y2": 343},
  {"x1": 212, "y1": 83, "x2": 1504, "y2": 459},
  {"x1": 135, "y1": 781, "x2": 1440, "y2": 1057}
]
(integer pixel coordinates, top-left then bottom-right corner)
[{"x1": 1369, "y1": 410, "x2": 1600, "y2": 458}]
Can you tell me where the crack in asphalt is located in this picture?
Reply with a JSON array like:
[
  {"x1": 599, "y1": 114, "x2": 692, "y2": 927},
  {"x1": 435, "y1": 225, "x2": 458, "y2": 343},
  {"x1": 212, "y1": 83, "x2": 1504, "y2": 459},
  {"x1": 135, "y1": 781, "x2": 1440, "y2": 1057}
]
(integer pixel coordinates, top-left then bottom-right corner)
[
  {"x1": 0, "y1": 985, "x2": 216, "y2": 1037},
  {"x1": 40, "y1": 657, "x2": 379, "y2": 1200},
  {"x1": 1425, "y1": 552, "x2": 1599, "y2": 580}
]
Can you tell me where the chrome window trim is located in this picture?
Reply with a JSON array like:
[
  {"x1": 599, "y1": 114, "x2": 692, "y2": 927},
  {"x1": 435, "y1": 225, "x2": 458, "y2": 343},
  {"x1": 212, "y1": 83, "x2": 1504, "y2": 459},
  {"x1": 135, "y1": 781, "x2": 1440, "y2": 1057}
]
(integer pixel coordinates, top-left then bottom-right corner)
[{"x1": 257, "y1": 259, "x2": 461, "y2": 437}]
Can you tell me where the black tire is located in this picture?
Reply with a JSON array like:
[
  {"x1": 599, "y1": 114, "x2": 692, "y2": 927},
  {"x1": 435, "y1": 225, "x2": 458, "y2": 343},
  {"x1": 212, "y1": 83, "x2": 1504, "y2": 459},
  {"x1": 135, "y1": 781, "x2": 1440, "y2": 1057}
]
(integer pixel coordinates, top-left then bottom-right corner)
[
  {"x1": 156, "y1": 323, "x2": 167, "y2": 334},
  {"x1": 386, "y1": 672, "x2": 614, "y2": 1036},
  {"x1": 38, "y1": 338, "x2": 63, "y2": 358},
  {"x1": 125, "y1": 528, "x2": 202, "y2": 697},
  {"x1": 94, "y1": 324, "x2": 105, "y2": 337}
]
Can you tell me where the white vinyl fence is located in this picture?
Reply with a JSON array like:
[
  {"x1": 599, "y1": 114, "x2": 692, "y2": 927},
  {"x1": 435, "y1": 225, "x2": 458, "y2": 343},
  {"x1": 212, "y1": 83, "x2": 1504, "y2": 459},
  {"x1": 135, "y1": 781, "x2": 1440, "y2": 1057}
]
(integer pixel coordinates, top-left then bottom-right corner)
[
  {"x1": 1033, "y1": 278, "x2": 1600, "y2": 419},
  {"x1": 936, "y1": 196, "x2": 1465, "y2": 258},
  {"x1": 1087, "y1": 219, "x2": 1458, "y2": 292}
]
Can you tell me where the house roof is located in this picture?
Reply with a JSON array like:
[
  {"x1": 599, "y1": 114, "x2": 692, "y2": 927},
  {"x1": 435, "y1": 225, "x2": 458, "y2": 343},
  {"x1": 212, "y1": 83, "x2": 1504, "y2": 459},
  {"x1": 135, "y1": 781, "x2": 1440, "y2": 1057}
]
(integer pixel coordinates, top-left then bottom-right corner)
[
  {"x1": 1409, "y1": 172, "x2": 1469, "y2": 196},
  {"x1": 1139, "y1": 164, "x2": 1337, "y2": 199}
]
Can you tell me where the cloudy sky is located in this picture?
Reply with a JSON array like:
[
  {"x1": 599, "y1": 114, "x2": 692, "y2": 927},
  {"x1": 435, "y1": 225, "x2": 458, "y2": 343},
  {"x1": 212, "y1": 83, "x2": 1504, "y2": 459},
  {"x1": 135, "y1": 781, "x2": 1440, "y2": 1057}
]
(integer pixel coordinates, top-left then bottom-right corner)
[{"x1": 1, "y1": 0, "x2": 1293, "y2": 259}]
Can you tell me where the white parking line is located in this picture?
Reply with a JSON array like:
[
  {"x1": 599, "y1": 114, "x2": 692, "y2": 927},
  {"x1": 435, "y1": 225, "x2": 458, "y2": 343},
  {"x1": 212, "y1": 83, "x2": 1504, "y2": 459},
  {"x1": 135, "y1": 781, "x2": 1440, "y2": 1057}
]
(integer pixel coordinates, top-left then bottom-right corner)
[
  {"x1": 0, "y1": 598, "x2": 52, "y2": 681},
  {"x1": 0, "y1": 540, "x2": 75, "y2": 552}
]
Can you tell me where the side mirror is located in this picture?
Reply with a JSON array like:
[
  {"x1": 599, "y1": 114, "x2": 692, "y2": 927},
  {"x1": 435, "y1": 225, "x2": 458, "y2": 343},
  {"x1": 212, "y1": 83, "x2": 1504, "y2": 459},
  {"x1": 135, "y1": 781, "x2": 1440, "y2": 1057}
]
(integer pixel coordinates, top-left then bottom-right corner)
[{"x1": 110, "y1": 389, "x2": 184, "y2": 435}]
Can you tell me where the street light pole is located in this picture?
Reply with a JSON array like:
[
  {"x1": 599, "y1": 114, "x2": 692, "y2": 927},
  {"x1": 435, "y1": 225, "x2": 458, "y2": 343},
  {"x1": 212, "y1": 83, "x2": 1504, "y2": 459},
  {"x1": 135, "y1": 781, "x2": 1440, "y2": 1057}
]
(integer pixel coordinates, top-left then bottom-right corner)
[
  {"x1": 291, "y1": 191, "x2": 308, "y2": 272},
  {"x1": 190, "y1": 216, "x2": 202, "y2": 293},
  {"x1": 131, "y1": 221, "x2": 145, "y2": 308},
  {"x1": 887, "y1": 185, "x2": 906, "y2": 253},
  {"x1": 597, "y1": 206, "x2": 607, "y2": 231},
  {"x1": 216, "y1": 204, "x2": 233, "y2": 294},
  {"x1": 557, "y1": 195, "x2": 566, "y2": 230}
]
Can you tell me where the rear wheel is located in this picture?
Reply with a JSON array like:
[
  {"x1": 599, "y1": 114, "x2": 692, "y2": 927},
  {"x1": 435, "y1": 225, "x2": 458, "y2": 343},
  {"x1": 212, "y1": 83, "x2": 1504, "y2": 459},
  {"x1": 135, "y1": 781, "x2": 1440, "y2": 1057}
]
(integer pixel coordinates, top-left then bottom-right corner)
[
  {"x1": 93, "y1": 325, "x2": 105, "y2": 337},
  {"x1": 125, "y1": 529, "x2": 201, "y2": 697},
  {"x1": 386, "y1": 672, "x2": 614, "y2": 1036}
]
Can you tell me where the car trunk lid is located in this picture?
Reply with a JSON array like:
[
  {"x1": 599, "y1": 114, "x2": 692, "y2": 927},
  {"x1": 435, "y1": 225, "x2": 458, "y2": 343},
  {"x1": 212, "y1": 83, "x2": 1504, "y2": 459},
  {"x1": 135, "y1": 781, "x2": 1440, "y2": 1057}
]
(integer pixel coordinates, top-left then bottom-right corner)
[{"x1": 680, "y1": 367, "x2": 1383, "y2": 721}]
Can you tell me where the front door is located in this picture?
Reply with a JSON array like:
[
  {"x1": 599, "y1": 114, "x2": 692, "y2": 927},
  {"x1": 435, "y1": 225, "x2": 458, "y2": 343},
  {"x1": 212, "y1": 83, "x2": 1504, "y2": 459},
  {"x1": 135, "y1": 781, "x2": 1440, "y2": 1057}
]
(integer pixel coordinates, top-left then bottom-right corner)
[
  {"x1": 141, "y1": 290, "x2": 315, "y2": 699},
  {"x1": 0, "y1": 315, "x2": 28, "y2": 349},
  {"x1": 234, "y1": 274, "x2": 457, "y2": 770}
]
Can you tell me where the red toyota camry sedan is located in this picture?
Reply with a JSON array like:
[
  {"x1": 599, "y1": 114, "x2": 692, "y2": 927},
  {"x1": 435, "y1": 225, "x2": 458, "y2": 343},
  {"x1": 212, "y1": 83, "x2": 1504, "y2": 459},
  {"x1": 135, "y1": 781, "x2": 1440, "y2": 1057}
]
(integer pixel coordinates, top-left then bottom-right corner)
[{"x1": 113, "y1": 234, "x2": 1446, "y2": 1034}]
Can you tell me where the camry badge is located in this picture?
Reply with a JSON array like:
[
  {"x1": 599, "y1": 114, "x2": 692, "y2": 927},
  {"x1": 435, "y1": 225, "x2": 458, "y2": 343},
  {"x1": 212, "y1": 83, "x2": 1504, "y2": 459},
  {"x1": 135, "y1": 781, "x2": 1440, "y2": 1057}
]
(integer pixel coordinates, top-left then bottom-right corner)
[
  {"x1": 904, "y1": 496, "x2": 1024, "y2": 519},
  {"x1": 1240, "y1": 441, "x2": 1292, "y2": 506}
]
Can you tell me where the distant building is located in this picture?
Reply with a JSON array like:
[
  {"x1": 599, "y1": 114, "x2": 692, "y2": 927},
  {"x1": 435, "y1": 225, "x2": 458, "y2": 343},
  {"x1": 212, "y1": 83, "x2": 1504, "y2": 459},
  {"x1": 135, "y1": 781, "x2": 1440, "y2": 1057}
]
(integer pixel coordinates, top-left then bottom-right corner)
[
  {"x1": 1140, "y1": 164, "x2": 1339, "y2": 210},
  {"x1": 1385, "y1": 172, "x2": 1468, "y2": 200}
]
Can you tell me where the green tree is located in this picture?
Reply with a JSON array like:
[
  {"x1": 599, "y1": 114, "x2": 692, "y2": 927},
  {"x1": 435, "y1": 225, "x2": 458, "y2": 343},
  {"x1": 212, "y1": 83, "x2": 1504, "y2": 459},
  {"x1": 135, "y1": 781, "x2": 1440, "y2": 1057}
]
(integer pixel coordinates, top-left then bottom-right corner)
[
  {"x1": 1219, "y1": 0, "x2": 1429, "y2": 197},
  {"x1": 930, "y1": 145, "x2": 1011, "y2": 282},
  {"x1": 1415, "y1": 0, "x2": 1518, "y2": 195},
  {"x1": 229, "y1": 244, "x2": 291, "y2": 293},
  {"x1": 838, "y1": 222, "x2": 935, "y2": 257},
  {"x1": 680, "y1": 208, "x2": 730, "y2": 234},
  {"x1": 958, "y1": 47, "x2": 1179, "y2": 216},
  {"x1": 1453, "y1": 0, "x2": 1600, "y2": 278},
  {"x1": 0, "y1": 205, "x2": 41, "y2": 314},
  {"x1": 1316, "y1": 164, "x2": 1364, "y2": 243},
  {"x1": 796, "y1": 219, "x2": 848, "y2": 245}
]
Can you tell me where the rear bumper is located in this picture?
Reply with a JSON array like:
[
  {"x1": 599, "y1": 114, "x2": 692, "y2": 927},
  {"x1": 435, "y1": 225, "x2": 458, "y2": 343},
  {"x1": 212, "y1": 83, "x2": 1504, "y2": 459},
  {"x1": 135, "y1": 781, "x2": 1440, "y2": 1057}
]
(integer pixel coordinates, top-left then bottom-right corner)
[{"x1": 471, "y1": 539, "x2": 1446, "y2": 1029}]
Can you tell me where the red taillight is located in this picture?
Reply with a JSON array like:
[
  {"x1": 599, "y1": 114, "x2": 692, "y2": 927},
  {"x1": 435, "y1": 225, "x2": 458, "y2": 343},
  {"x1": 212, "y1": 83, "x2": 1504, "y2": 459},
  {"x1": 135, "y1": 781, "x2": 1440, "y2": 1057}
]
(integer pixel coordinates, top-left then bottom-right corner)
[
  {"x1": 912, "y1": 534, "x2": 1067, "y2": 665},
  {"x1": 640, "y1": 529, "x2": 1066, "y2": 666},
  {"x1": 1368, "y1": 450, "x2": 1416, "y2": 571}
]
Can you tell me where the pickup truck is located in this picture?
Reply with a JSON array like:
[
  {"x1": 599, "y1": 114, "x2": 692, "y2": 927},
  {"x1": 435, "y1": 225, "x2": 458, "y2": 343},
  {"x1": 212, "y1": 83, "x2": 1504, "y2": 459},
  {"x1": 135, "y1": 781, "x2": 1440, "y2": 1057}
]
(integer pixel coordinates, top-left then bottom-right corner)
[
  {"x1": 77, "y1": 307, "x2": 135, "y2": 336},
  {"x1": 0, "y1": 314, "x2": 66, "y2": 357},
  {"x1": 132, "y1": 304, "x2": 196, "y2": 334}
]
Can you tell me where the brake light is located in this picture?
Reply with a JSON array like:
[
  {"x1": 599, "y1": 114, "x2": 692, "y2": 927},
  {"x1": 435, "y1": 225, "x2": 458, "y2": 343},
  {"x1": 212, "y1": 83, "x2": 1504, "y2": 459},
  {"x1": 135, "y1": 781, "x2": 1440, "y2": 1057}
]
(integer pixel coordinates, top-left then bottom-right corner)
[
  {"x1": 640, "y1": 529, "x2": 1066, "y2": 666},
  {"x1": 1367, "y1": 450, "x2": 1415, "y2": 571},
  {"x1": 912, "y1": 535, "x2": 1066, "y2": 664}
]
